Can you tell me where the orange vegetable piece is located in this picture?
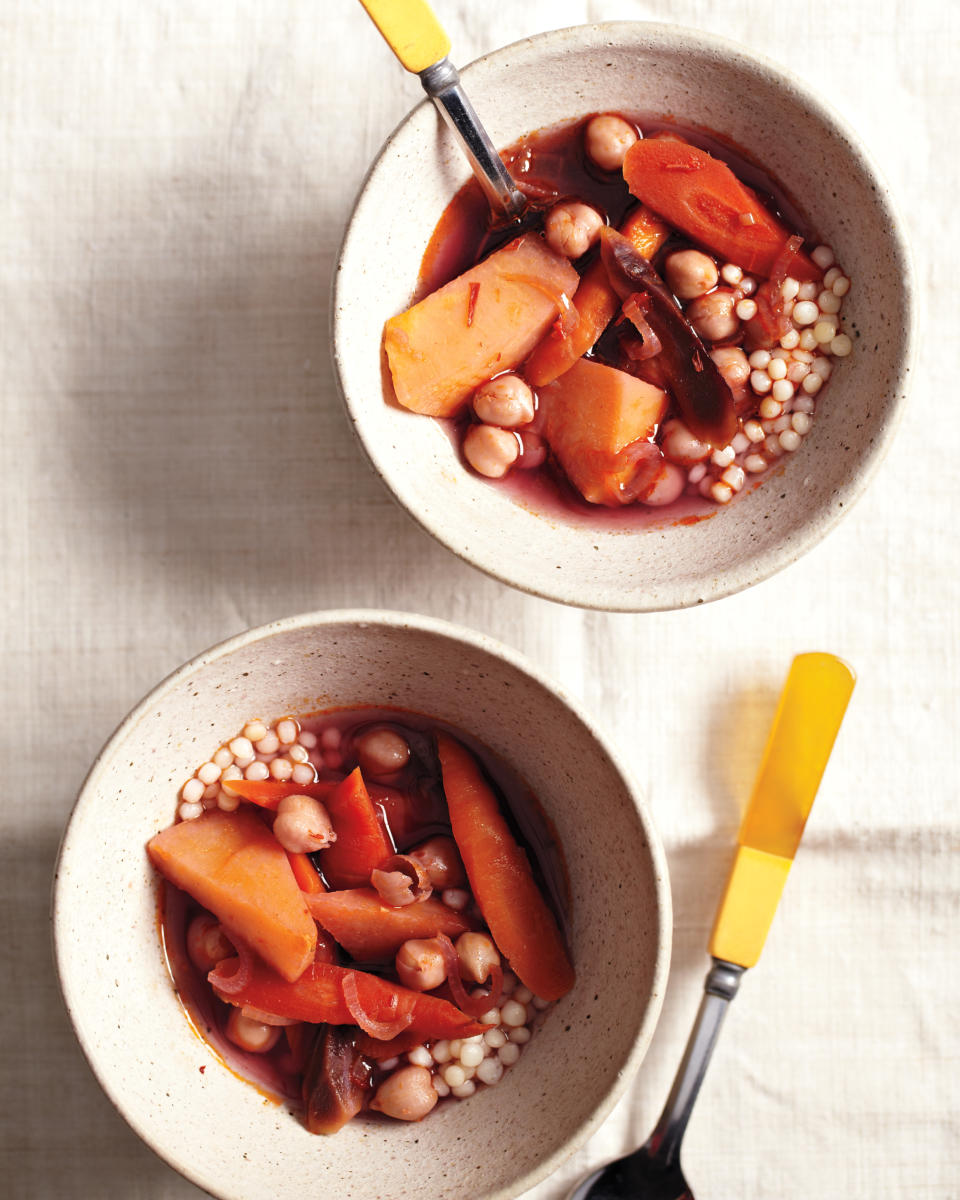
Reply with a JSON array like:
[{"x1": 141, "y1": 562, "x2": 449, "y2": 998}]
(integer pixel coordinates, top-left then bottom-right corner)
[
  {"x1": 383, "y1": 234, "x2": 580, "y2": 417},
  {"x1": 304, "y1": 888, "x2": 473, "y2": 961},
  {"x1": 319, "y1": 769, "x2": 394, "y2": 890},
  {"x1": 225, "y1": 779, "x2": 335, "y2": 811},
  {"x1": 436, "y1": 734, "x2": 574, "y2": 1003},
  {"x1": 538, "y1": 358, "x2": 668, "y2": 506},
  {"x1": 287, "y1": 850, "x2": 326, "y2": 895},
  {"x1": 147, "y1": 809, "x2": 316, "y2": 982},
  {"x1": 622, "y1": 139, "x2": 821, "y2": 281},
  {"x1": 525, "y1": 205, "x2": 669, "y2": 388}
]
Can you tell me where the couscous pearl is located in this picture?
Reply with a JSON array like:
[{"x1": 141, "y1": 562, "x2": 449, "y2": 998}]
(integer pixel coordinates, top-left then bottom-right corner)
[
  {"x1": 794, "y1": 395, "x2": 816, "y2": 414},
  {"x1": 812, "y1": 357, "x2": 833, "y2": 380},
  {"x1": 745, "y1": 453, "x2": 767, "y2": 473},
  {"x1": 688, "y1": 462, "x2": 707, "y2": 484},
  {"x1": 432, "y1": 1040, "x2": 452, "y2": 1064},
  {"x1": 786, "y1": 362, "x2": 810, "y2": 384},
  {"x1": 731, "y1": 432, "x2": 750, "y2": 454},
  {"x1": 478, "y1": 1008, "x2": 500, "y2": 1026},
  {"x1": 710, "y1": 481, "x2": 733, "y2": 504},
  {"x1": 751, "y1": 370, "x2": 772, "y2": 395},
  {"x1": 213, "y1": 747, "x2": 234, "y2": 769},
  {"x1": 442, "y1": 1064, "x2": 466, "y2": 1088},
  {"x1": 379, "y1": 1057, "x2": 400, "y2": 1072},
  {"x1": 792, "y1": 348, "x2": 815, "y2": 363},
  {"x1": 484, "y1": 1028, "x2": 508, "y2": 1049},
  {"x1": 291, "y1": 763, "x2": 316, "y2": 785},
  {"x1": 501, "y1": 972, "x2": 517, "y2": 995},
  {"x1": 532, "y1": 997, "x2": 550, "y2": 1011},
  {"x1": 178, "y1": 800, "x2": 204, "y2": 821},
  {"x1": 182, "y1": 778, "x2": 204, "y2": 804},
  {"x1": 832, "y1": 276, "x2": 850, "y2": 297},
  {"x1": 432, "y1": 1076, "x2": 450, "y2": 1097},
  {"x1": 759, "y1": 398, "x2": 782, "y2": 420},
  {"x1": 781, "y1": 277, "x2": 800, "y2": 301},
  {"x1": 320, "y1": 727, "x2": 341, "y2": 750},
  {"x1": 711, "y1": 445, "x2": 735, "y2": 468},
  {"x1": 830, "y1": 334, "x2": 853, "y2": 357},
  {"x1": 721, "y1": 263, "x2": 743, "y2": 285},
  {"x1": 255, "y1": 732, "x2": 280, "y2": 755},
  {"x1": 229, "y1": 737, "x2": 254, "y2": 760},
  {"x1": 698, "y1": 475, "x2": 715, "y2": 499},
  {"x1": 233, "y1": 755, "x2": 254, "y2": 769},
  {"x1": 823, "y1": 266, "x2": 842, "y2": 287},
  {"x1": 276, "y1": 720, "x2": 298, "y2": 745},
  {"x1": 818, "y1": 290, "x2": 842, "y2": 314},
  {"x1": 242, "y1": 721, "x2": 268, "y2": 743},
  {"x1": 739, "y1": 277, "x2": 757, "y2": 297},
  {"x1": 221, "y1": 763, "x2": 242, "y2": 781},
  {"x1": 512, "y1": 985, "x2": 533, "y2": 1005},
  {"x1": 779, "y1": 430, "x2": 802, "y2": 452},
  {"x1": 460, "y1": 1043, "x2": 485, "y2": 1068},
  {"x1": 771, "y1": 347, "x2": 790, "y2": 360},
  {"x1": 721, "y1": 465, "x2": 746, "y2": 492},
  {"x1": 498, "y1": 1044, "x2": 522, "y2": 1066},
  {"x1": 298, "y1": 730, "x2": 318, "y2": 749},
  {"x1": 798, "y1": 329, "x2": 818, "y2": 350},
  {"x1": 245, "y1": 761, "x2": 270, "y2": 781},
  {"x1": 203, "y1": 782, "x2": 219, "y2": 801},
  {"x1": 812, "y1": 244, "x2": 835, "y2": 269},
  {"x1": 764, "y1": 435, "x2": 784, "y2": 457},
  {"x1": 772, "y1": 414, "x2": 792, "y2": 434},
  {"x1": 744, "y1": 420, "x2": 765, "y2": 443},
  {"x1": 452, "y1": 1081, "x2": 476, "y2": 1099},
  {"x1": 791, "y1": 412, "x2": 813, "y2": 435},
  {"x1": 735, "y1": 298, "x2": 757, "y2": 320},
  {"x1": 197, "y1": 762, "x2": 221, "y2": 785},
  {"x1": 802, "y1": 374, "x2": 824, "y2": 395},
  {"x1": 792, "y1": 300, "x2": 819, "y2": 326},
  {"x1": 408, "y1": 1046, "x2": 432, "y2": 1068},
  {"x1": 269, "y1": 758, "x2": 294, "y2": 781},
  {"x1": 771, "y1": 379, "x2": 794, "y2": 404},
  {"x1": 813, "y1": 320, "x2": 837, "y2": 344},
  {"x1": 288, "y1": 743, "x2": 309, "y2": 764},
  {"x1": 477, "y1": 1057, "x2": 504, "y2": 1086},
  {"x1": 501, "y1": 1000, "x2": 527, "y2": 1028},
  {"x1": 217, "y1": 790, "x2": 240, "y2": 812},
  {"x1": 748, "y1": 349, "x2": 771, "y2": 370},
  {"x1": 798, "y1": 281, "x2": 818, "y2": 301},
  {"x1": 448, "y1": 1040, "x2": 462, "y2": 1057},
  {"x1": 509, "y1": 1026, "x2": 532, "y2": 1045},
  {"x1": 779, "y1": 329, "x2": 800, "y2": 349},
  {"x1": 767, "y1": 358, "x2": 787, "y2": 380}
]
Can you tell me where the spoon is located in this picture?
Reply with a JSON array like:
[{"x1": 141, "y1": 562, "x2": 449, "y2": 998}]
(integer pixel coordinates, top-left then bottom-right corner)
[
  {"x1": 571, "y1": 652, "x2": 856, "y2": 1200},
  {"x1": 357, "y1": 0, "x2": 526, "y2": 217}
]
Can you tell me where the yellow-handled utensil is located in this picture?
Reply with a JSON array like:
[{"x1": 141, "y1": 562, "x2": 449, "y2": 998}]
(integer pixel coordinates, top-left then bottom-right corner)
[
  {"x1": 357, "y1": 0, "x2": 525, "y2": 216},
  {"x1": 570, "y1": 652, "x2": 856, "y2": 1200}
]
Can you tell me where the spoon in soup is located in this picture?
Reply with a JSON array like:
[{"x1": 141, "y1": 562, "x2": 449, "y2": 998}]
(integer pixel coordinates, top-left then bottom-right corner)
[
  {"x1": 357, "y1": 0, "x2": 526, "y2": 218},
  {"x1": 570, "y1": 652, "x2": 856, "y2": 1200}
]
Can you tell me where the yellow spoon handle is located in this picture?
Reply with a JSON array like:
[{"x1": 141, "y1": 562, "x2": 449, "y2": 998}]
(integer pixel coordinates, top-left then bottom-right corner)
[
  {"x1": 357, "y1": 0, "x2": 451, "y2": 73},
  {"x1": 708, "y1": 653, "x2": 856, "y2": 968}
]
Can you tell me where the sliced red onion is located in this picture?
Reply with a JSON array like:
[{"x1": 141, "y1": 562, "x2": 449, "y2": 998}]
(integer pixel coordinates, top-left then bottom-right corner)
[
  {"x1": 341, "y1": 971, "x2": 414, "y2": 1041},
  {"x1": 622, "y1": 294, "x2": 663, "y2": 361},
  {"x1": 240, "y1": 1005, "x2": 300, "y2": 1027},
  {"x1": 207, "y1": 936, "x2": 255, "y2": 997}
]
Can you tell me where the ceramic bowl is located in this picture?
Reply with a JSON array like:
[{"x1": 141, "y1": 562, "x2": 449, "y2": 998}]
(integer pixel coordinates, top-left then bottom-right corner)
[
  {"x1": 333, "y1": 22, "x2": 915, "y2": 611},
  {"x1": 53, "y1": 610, "x2": 670, "y2": 1200}
]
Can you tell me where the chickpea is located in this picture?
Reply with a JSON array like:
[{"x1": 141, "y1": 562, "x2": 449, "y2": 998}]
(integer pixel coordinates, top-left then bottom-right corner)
[
  {"x1": 584, "y1": 113, "x2": 639, "y2": 172},
  {"x1": 186, "y1": 914, "x2": 234, "y2": 973},
  {"x1": 709, "y1": 346, "x2": 751, "y2": 390},
  {"x1": 408, "y1": 835, "x2": 467, "y2": 889},
  {"x1": 664, "y1": 249, "x2": 719, "y2": 301},
  {"x1": 685, "y1": 289, "x2": 740, "y2": 343},
  {"x1": 660, "y1": 419, "x2": 711, "y2": 467},
  {"x1": 370, "y1": 1065, "x2": 438, "y2": 1121},
  {"x1": 544, "y1": 201, "x2": 604, "y2": 260},
  {"x1": 462, "y1": 424, "x2": 520, "y2": 479},
  {"x1": 639, "y1": 461, "x2": 686, "y2": 507},
  {"x1": 272, "y1": 793, "x2": 336, "y2": 854},
  {"x1": 355, "y1": 727, "x2": 410, "y2": 778},
  {"x1": 473, "y1": 374, "x2": 535, "y2": 428},
  {"x1": 395, "y1": 938, "x2": 447, "y2": 992},
  {"x1": 225, "y1": 1008, "x2": 281, "y2": 1054},
  {"x1": 455, "y1": 931, "x2": 500, "y2": 985}
]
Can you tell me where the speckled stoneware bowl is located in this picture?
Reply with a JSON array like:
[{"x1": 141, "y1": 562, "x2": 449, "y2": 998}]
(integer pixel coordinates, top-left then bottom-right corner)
[
  {"x1": 333, "y1": 22, "x2": 914, "y2": 611},
  {"x1": 53, "y1": 610, "x2": 670, "y2": 1200}
]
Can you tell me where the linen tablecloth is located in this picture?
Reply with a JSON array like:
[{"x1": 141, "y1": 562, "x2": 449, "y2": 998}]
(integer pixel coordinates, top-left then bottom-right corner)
[{"x1": 2, "y1": 0, "x2": 957, "y2": 1196}]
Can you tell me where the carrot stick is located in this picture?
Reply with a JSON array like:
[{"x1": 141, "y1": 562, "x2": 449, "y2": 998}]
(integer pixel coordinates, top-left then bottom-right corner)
[
  {"x1": 319, "y1": 769, "x2": 395, "y2": 890},
  {"x1": 287, "y1": 851, "x2": 326, "y2": 895},
  {"x1": 225, "y1": 779, "x2": 336, "y2": 811},
  {"x1": 525, "y1": 205, "x2": 669, "y2": 388},
  {"x1": 622, "y1": 139, "x2": 821, "y2": 281},
  {"x1": 436, "y1": 734, "x2": 574, "y2": 1003},
  {"x1": 304, "y1": 888, "x2": 474, "y2": 961}
]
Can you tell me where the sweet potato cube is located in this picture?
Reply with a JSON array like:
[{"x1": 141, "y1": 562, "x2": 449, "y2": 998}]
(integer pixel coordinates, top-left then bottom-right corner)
[
  {"x1": 147, "y1": 808, "x2": 317, "y2": 982},
  {"x1": 539, "y1": 358, "x2": 667, "y2": 506},
  {"x1": 383, "y1": 234, "x2": 580, "y2": 418}
]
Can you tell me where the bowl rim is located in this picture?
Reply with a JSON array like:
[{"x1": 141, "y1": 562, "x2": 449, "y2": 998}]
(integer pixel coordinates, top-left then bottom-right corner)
[
  {"x1": 52, "y1": 607, "x2": 673, "y2": 1199},
  {"x1": 332, "y1": 19, "x2": 917, "y2": 613}
]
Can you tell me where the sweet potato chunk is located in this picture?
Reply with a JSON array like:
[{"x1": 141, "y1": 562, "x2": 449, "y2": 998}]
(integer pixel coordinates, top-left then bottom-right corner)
[
  {"x1": 147, "y1": 808, "x2": 316, "y2": 982},
  {"x1": 383, "y1": 234, "x2": 580, "y2": 418},
  {"x1": 539, "y1": 358, "x2": 667, "y2": 505}
]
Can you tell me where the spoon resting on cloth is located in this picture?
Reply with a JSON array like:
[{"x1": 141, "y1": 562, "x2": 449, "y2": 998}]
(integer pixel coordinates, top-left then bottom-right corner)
[
  {"x1": 357, "y1": 0, "x2": 526, "y2": 218},
  {"x1": 570, "y1": 652, "x2": 856, "y2": 1200}
]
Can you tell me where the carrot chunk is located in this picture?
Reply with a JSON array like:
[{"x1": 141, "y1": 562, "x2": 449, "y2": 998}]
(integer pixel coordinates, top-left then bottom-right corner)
[
  {"x1": 436, "y1": 734, "x2": 574, "y2": 1003},
  {"x1": 622, "y1": 139, "x2": 821, "y2": 281},
  {"x1": 304, "y1": 888, "x2": 473, "y2": 961},
  {"x1": 383, "y1": 234, "x2": 580, "y2": 417},
  {"x1": 224, "y1": 779, "x2": 335, "y2": 811},
  {"x1": 319, "y1": 769, "x2": 395, "y2": 890},
  {"x1": 147, "y1": 809, "x2": 316, "y2": 982}
]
